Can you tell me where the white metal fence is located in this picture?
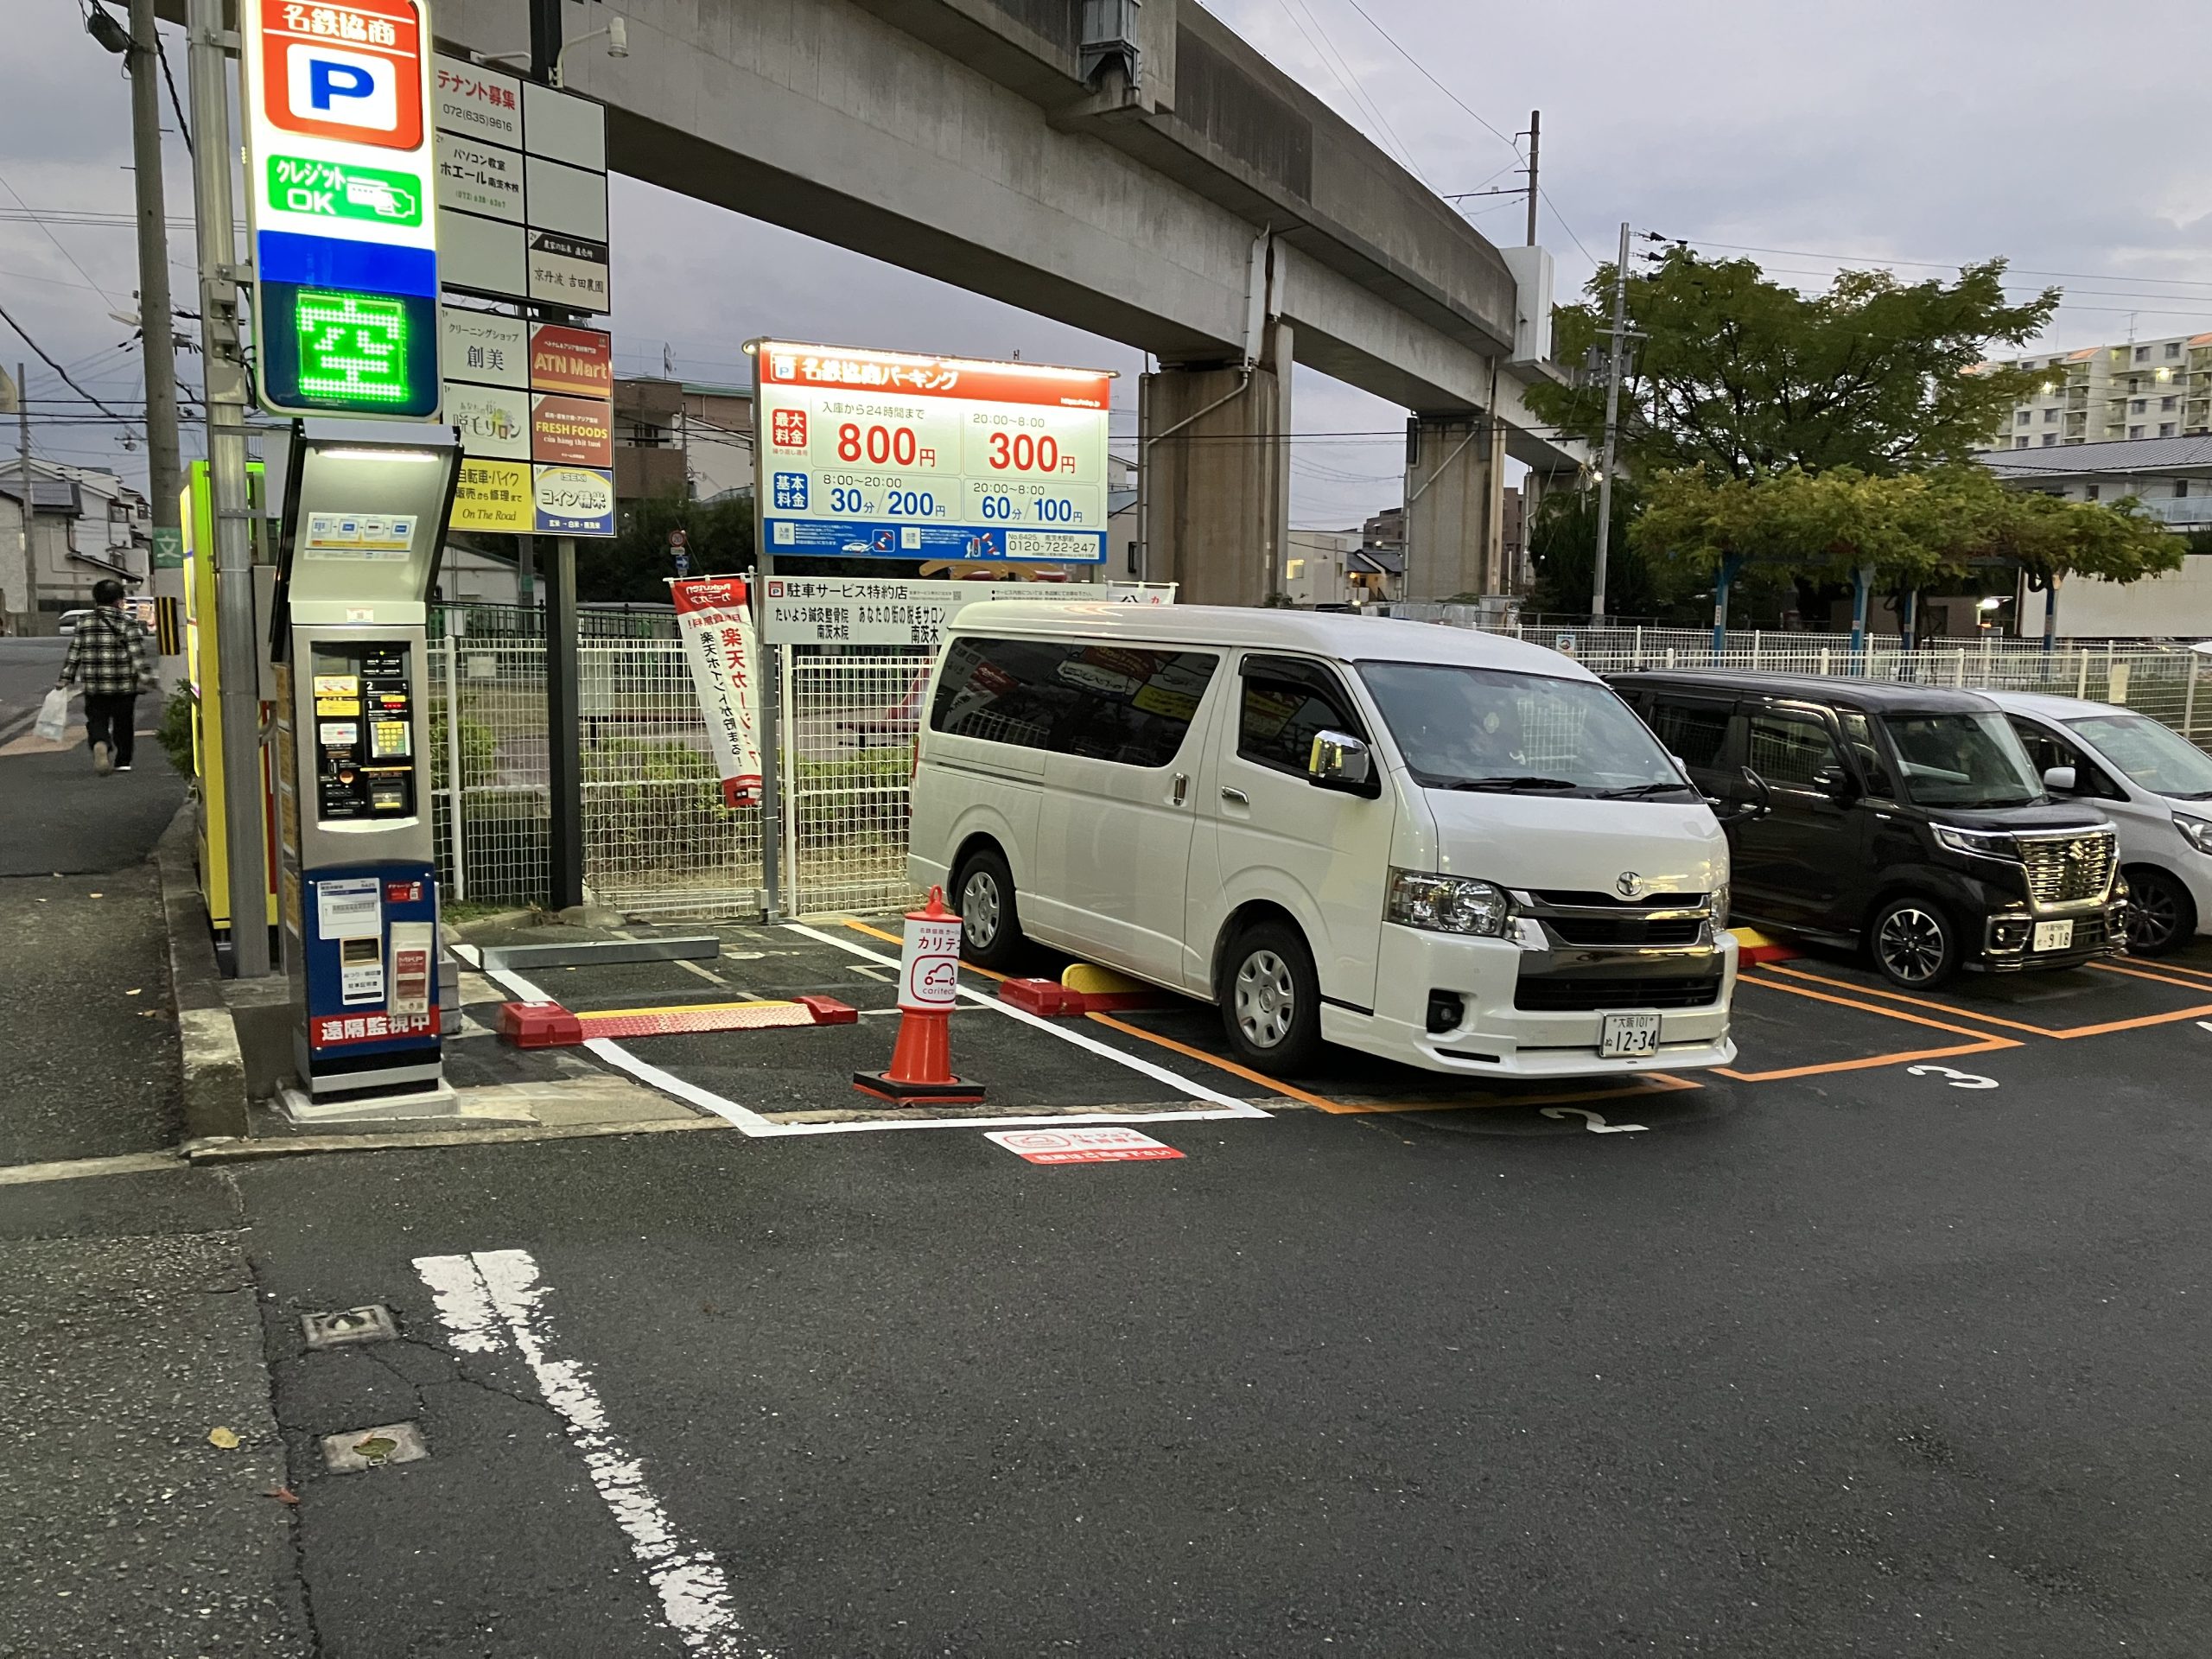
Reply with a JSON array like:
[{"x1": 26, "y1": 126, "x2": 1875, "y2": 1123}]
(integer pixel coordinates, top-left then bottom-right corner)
[{"x1": 426, "y1": 605, "x2": 2210, "y2": 922}]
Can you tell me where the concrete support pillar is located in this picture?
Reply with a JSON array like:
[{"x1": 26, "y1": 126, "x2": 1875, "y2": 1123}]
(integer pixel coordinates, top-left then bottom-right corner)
[
  {"x1": 1402, "y1": 411, "x2": 1504, "y2": 602},
  {"x1": 1139, "y1": 342, "x2": 1286, "y2": 607}
]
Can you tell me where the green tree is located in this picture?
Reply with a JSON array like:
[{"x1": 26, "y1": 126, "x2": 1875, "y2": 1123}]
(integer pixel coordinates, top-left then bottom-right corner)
[
  {"x1": 575, "y1": 490, "x2": 756, "y2": 602},
  {"x1": 1523, "y1": 482, "x2": 1687, "y2": 620},
  {"x1": 1527, "y1": 251, "x2": 2060, "y2": 479}
]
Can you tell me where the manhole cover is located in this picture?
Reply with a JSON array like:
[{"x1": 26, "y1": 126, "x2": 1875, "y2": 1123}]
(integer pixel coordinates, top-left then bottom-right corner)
[
  {"x1": 321, "y1": 1421, "x2": 429, "y2": 1474},
  {"x1": 301, "y1": 1305, "x2": 400, "y2": 1350}
]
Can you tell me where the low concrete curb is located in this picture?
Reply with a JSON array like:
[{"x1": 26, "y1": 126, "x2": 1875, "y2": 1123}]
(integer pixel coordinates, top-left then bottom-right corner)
[{"x1": 154, "y1": 799, "x2": 250, "y2": 1141}]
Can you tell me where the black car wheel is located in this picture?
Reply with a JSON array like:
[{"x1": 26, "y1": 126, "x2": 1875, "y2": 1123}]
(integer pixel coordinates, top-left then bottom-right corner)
[
  {"x1": 951, "y1": 847, "x2": 1025, "y2": 971},
  {"x1": 2124, "y1": 866, "x2": 2196, "y2": 957},
  {"x1": 1869, "y1": 896, "x2": 1960, "y2": 988}
]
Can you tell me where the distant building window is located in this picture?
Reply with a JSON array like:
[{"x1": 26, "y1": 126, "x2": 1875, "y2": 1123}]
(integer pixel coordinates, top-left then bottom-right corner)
[
  {"x1": 2177, "y1": 481, "x2": 2190, "y2": 499},
  {"x1": 2087, "y1": 486, "x2": 2101, "y2": 500},
  {"x1": 2015, "y1": 436, "x2": 2030, "y2": 448},
  {"x1": 2163, "y1": 396, "x2": 2178, "y2": 410},
  {"x1": 2019, "y1": 359, "x2": 2037, "y2": 370},
  {"x1": 2132, "y1": 399, "x2": 2148, "y2": 414},
  {"x1": 2017, "y1": 410, "x2": 2031, "y2": 425},
  {"x1": 2136, "y1": 346, "x2": 2153, "y2": 362},
  {"x1": 2168, "y1": 342, "x2": 2183, "y2": 359},
  {"x1": 2162, "y1": 423, "x2": 2177, "y2": 436},
  {"x1": 2041, "y1": 434, "x2": 2058, "y2": 447},
  {"x1": 2129, "y1": 425, "x2": 2145, "y2": 439},
  {"x1": 2044, "y1": 408, "x2": 2059, "y2": 423}
]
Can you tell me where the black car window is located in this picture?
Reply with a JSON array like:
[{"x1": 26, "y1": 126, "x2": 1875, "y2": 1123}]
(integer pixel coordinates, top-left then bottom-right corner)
[
  {"x1": 930, "y1": 636, "x2": 1218, "y2": 768},
  {"x1": 1836, "y1": 711, "x2": 1896, "y2": 798},
  {"x1": 1645, "y1": 696, "x2": 1735, "y2": 785},
  {"x1": 1237, "y1": 655, "x2": 1367, "y2": 777},
  {"x1": 1745, "y1": 708, "x2": 1841, "y2": 791}
]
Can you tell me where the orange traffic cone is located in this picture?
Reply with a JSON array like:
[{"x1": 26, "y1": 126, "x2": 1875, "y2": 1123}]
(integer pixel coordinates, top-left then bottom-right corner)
[{"x1": 855, "y1": 887, "x2": 984, "y2": 1104}]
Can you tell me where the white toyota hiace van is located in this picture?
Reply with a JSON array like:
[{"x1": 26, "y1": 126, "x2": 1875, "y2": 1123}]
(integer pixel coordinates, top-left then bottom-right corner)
[{"x1": 908, "y1": 604, "x2": 1738, "y2": 1077}]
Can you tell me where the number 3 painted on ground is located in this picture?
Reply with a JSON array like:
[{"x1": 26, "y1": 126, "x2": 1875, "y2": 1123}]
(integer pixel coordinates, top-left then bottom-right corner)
[
  {"x1": 1540, "y1": 1106, "x2": 1649, "y2": 1133},
  {"x1": 1906, "y1": 1065, "x2": 1999, "y2": 1090}
]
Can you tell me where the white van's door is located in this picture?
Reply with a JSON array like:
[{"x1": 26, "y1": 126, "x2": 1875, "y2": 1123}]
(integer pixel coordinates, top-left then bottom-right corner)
[
  {"x1": 1189, "y1": 653, "x2": 1395, "y2": 1008},
  {"x1": 1033, "y1": 647, "x2": 1226, "y2": 983}
]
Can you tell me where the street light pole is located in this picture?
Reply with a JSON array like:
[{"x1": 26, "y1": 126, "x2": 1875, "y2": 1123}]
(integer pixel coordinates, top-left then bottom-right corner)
[
  {"x1": 1590, "y1": 219, "x2": 1630, "y2": 626},
  {"x1": 188, "y1": 0, "x2": 271, "y2": 976}
]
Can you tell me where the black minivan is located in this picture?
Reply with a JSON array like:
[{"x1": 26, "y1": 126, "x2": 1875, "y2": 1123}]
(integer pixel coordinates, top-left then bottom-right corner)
[{"x1": 1609, "y1": 672, "x2": 2127, "y2": 988}]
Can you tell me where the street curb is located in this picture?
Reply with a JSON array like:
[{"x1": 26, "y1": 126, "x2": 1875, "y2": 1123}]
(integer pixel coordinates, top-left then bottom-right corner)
[
  {"x1": 154, "y1": 798, "x2": 251, "y2": 1141},
  {"x1": 181, "y1": 1113, "x2": 726, "y2": 1163}
]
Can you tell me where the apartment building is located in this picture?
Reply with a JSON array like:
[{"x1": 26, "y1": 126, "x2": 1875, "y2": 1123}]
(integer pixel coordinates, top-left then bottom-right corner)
[{"x1": 1987, "y1": 332, "x2": 2212, "y2": 450}]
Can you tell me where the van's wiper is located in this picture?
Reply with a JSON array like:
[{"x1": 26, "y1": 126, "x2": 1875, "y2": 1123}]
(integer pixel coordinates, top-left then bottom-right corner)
[
  {"x1": 1443, "y1": 775, "x2": 1580, "y2": 792},
  {"x1": 1599, "y1": 781, "x2": 1688, "y2": 799}
]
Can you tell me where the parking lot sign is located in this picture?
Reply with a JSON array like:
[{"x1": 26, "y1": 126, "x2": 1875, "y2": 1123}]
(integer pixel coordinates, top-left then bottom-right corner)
[{"x1": 243, "y1": 0, "x2": 441, "y2": 418}]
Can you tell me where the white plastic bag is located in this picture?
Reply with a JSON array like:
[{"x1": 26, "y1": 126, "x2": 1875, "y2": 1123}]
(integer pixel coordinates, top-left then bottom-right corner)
[{"x1": 34, "y1": 686, "x2": 72, "y2": 745}]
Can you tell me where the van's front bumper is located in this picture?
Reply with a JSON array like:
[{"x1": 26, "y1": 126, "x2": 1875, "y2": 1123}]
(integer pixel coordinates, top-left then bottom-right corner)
[{"x1": 1329, "y1": 921, "x2": 1738, "y2": 1079}]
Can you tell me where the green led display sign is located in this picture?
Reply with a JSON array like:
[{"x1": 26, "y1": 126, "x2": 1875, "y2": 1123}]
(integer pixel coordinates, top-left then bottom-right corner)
[{"x1": 257, "y1": 281, "x2": 440, "y2": 418}]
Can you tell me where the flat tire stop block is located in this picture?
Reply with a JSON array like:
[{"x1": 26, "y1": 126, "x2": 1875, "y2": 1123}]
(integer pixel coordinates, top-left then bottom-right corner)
[
  {"x1": 498, "y1": 995, "x2": 857, "y2": 1047},
  {"x1": 1001, "y1": 962, "x2": 1171, "y2": 1017}
]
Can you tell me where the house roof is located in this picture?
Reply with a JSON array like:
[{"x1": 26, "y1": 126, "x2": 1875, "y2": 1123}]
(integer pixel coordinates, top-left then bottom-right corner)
[
  {"x1": 0, "y1": 469, "x2": 81, "y2": 514},
  {"x1": 1349, "y1": 546, "x2": 1404, "y2": 575},
  {"x1": 1976, "y1": 433, "x2": 2212, "y2": 478}
]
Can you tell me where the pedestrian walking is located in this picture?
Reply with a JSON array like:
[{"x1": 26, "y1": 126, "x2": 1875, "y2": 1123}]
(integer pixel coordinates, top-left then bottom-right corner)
[{"x1": 56, "y1": 578, "x2": 156, "y2": 774}]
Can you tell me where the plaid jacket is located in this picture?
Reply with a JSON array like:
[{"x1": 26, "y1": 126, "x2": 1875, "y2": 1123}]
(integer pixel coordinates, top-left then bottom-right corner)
[{"x1": 59, "y1": 606, "x2": 155, "y2": 696}]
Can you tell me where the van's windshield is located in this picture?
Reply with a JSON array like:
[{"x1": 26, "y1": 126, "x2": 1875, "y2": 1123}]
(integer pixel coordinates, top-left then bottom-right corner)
[
  {"x1": 1357, "y1": 662, "x2": 1694, "y2": 798},
  {"x1": 2065, "y1": 712, "x2": 2212, "y2": 799},
  {"x1": 1879, "y1": 711, "x2": 2044, "y2": 808}
]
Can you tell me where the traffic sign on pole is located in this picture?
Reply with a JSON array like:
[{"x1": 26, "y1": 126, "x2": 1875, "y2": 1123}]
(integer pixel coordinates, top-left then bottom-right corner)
[{"x1": 241, "y1": 0, "x2": 441, "y2": 418}]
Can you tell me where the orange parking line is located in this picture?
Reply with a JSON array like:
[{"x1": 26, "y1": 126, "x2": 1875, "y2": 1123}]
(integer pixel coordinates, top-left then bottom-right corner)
[
  {"x1": 2090, "y1": 959, "x2": 2212, "y2": 994},
  {"x1": 2115, "y1": 956, "x2": 2212, "y2": 986},
  {"x1": 1766, "y1": 963, "x2": 2212, "y2": 1040},
  {"x1": 1721, "y1": 972, "x2": 2019, "y2": 1082},
  {"x1": 842, "y1": 917, "x2": 1015, "y2": 984},
  {"x1": 1079, "y1": 1011, "x2": 1351, "y2": 1112}
]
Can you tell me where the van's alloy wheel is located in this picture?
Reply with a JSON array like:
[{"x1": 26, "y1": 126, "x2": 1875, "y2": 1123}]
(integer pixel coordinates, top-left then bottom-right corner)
[
  {"x1": 960, "y1": 869, "x2": 1001, "y2": 949},
  {"x1": 1234, "y1": 949, "x2": 1297, "y2": 1050},
  {"x1": 1873, "y1": 903, "x2": 1950, "y2": 986}
]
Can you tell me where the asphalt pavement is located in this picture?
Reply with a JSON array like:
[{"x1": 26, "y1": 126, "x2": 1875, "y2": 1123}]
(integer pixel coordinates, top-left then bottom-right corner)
[{"x1": 219, "y1": 983, "x2": 2212, "y2": 1658}]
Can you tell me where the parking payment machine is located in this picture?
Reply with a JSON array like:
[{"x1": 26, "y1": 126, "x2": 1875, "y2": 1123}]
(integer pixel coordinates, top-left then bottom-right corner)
[{"x1": 271, "y1": 428, "x2": 461, "y2": 1107}]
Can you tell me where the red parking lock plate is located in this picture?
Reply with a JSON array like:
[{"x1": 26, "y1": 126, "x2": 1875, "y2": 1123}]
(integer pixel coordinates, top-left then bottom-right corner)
[
  {"x1": 1001, "y1": 979, "x2": 1079, "y2": 1016},
  {"x1": 498, "y1": 1001, "x2": 585, "y2": 1047}
]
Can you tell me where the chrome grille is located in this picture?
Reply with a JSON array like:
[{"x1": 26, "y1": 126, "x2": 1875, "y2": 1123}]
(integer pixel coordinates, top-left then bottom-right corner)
[{"x1": 2019, "y1": 830, "x2": 2114, "y2": 906}]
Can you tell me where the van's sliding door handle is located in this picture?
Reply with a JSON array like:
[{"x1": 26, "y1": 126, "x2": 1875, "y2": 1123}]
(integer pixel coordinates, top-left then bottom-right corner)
[
  {"x1": 1220, "y1": 786, "x2": 1249, "y2": 805},
  {"x1": 1171, "y1": 772, "x2": 1188, "y2": 805}
]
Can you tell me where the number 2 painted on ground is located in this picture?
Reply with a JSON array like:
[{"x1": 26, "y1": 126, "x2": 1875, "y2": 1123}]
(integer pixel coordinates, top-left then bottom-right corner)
[
  {"x1": 1906, "y1": 1065, "x2": 1999, "y2": 1090},
  {"x1": 1540, "y1": 1106, "x2": 1649, "y2": 1134}
]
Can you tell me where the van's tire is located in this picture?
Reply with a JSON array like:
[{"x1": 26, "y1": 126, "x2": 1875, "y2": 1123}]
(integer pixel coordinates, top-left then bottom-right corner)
[
  {"x1": 951, "y1": 847, "x2": 1025, "y2": 970},
  {"x1": 1219, "y1": 920, "x2": 1325, "y2": 1072},
  {"x1": 2123, "y1": 866, "x2": 2195, "y2": 956},
  {"x1": 1868, "y1": 895, "x2": 1961, "y2": 988}
]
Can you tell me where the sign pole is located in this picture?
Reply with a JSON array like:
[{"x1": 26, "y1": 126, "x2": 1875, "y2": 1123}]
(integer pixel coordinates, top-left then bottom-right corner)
[
  {"x1": 545, "y1": 532, "x2": 583, "y2": 911},
  {"x1": 189, "y1": 0, "x2": 272, "y2": 976},
  {"x1": 750, "y1": 354, "x2": 784, "y2": 921}
]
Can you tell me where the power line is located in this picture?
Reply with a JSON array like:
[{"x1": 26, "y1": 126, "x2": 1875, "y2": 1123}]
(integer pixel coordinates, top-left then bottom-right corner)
[
  {"x1": 1274, "y1": 0, "x2": 1428, "y2": 186},
  {"x1": 153, "y1": 23, "x2": 193, "y2": 156},
  {"x1": 1334, "y1": 0, "x2": 1522, "y2": 159},
  {"x1": 0, "y1": 302, "x2": 133, "y2": 417},
  {"x1": 0, "y1": 176, "x2": 123, "y2": 305}
]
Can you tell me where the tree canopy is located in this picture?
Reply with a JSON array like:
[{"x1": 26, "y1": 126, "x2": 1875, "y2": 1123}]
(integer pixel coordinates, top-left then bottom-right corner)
[{"x1": 1525, "y1": 251, "x2": 2060, "y2": 479}]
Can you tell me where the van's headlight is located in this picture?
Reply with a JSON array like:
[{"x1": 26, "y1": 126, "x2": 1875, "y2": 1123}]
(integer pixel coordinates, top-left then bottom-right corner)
[
  {"x1": 1387, "y1": 870, "x2": 1511, "y2": 937},
  {"x1": 1934, "y1": 825, "x2": 2021, "y2": 861},
  {"x1": 2177, "y1": 815, "x2": 2212, "y2": 855}
]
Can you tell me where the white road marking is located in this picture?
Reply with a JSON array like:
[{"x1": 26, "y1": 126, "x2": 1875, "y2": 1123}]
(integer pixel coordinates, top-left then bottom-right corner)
[
  {"x1": 1904, "y1": 1064, "x2": 1999, "y2": 1090},
  {"x1": 412, "y1": 1249, "x2": 774, "y2": 1658},
  {"x1": 1539, "y1": 1106, "x2": 1649, "y2": 1134}
]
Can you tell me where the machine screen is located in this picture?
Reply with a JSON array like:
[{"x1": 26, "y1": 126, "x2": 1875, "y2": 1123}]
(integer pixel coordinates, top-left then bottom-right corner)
[{"x1": 310, "y1": 643, "x2": 417, "y2": 822}]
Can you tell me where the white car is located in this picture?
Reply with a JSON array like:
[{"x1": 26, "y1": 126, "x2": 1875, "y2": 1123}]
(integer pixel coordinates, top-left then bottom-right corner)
[
  {"x1": 908, "y1": 602, "x2": 1739, "y2": 1079},
  {"x1": 1985, "y1": 690, "x2": 2212, "y2": 954}
]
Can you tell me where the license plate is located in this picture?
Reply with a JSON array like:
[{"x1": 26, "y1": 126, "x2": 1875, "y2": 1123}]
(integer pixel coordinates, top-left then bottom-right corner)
[
  {"x1": 1600, "y1": 1012, "x2": 1662, "y2": 1058},
  {"x1": 2032, "y1": 919, "x2": 2075, "y2": 952}
]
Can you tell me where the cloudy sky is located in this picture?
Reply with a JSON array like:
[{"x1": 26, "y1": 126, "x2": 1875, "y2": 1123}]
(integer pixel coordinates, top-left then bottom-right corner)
[{"x1": 6, "y1": 0, "x2": 2212, "y2": 526}]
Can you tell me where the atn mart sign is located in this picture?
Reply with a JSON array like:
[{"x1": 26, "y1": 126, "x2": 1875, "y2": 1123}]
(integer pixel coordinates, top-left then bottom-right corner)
[
  {"x1": 242, "y1": 0, "x2": 441, "y2": 417},
  {"x1": 756, "y1": 342, "x2": 1112, "y2": 565}
]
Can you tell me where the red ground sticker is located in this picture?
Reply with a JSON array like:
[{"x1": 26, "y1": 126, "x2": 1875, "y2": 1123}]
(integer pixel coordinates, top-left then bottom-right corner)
[{"x1": 985, "y1": 1127, "x2": 1185, "y2": 1165}]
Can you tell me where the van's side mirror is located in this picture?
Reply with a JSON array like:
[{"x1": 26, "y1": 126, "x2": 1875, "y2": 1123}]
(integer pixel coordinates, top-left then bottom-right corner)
[
  {"x1": 2044, "y1": 765, "x2": 2078, "y2": 794},
  {"x1": 1308, "y1": 729, "x2": 1376, "y2": 795}
]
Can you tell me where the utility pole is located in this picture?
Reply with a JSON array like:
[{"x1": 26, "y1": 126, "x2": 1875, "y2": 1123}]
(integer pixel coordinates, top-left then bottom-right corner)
[
  {"x1": 1590, "y1": 220, "x2": 1630, "y2": 625},
  {"x1": 188, "y1": 0, "x2": 272, "y2": 976},
  {"x1": 15, "y1": 363, "x2": 38, "y2": 635},
  {"x1": 127, "y1": 0, "x2": 182, "y2": 570},
  {"x1": 1524, "y1": 111, "x2": 1540, "y2": 247}
]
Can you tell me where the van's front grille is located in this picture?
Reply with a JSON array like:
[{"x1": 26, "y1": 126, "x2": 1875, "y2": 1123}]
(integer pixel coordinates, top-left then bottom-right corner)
[
  {"x1": 1514, "y1": 974, "x2": 1724, "y2": 1012},
  {"x1": 1544, "y1": 916, "x2": 1705, "y2": 947},
  {"x1": 2019, "y1": 830, "x2": 2115, "y2": 906}
]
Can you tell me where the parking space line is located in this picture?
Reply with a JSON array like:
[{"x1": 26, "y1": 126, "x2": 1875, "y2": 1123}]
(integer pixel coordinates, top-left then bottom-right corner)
[
  {"x1": 1077, "y1": 1010, "x2": 1351, "y2": 1112},
  {"x1": 2089, "y1": 960, "x2": 2212, "y2": 994},
  {"x1": 1765, "y1": 963, "x2": 2212, "y2": 1040},
  {"x1": 786, "y1": 924, "x2": 1270, "y2": 1118},
  {"x1": 1720, "y1": 975, "x2": 2020, "y2": 1082}
]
